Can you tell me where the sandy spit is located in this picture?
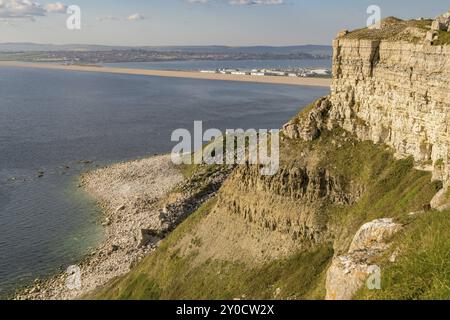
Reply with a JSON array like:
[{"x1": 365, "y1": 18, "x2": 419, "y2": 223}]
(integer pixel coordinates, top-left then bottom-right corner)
[
  {"x1": 0, "y1": 61, "x2": 331, "y2": 88},
  {"x1": 15, "y1": 154, "x2": 184, "y2": 300}
]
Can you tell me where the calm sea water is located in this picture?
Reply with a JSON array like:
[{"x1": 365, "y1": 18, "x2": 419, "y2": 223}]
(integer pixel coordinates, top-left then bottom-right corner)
[
  {"x1": 103, "y1": 59, "x2": 331, "y2": 71},
  {"x1": 0, "y1": 66, "x2": 329, "y2": 296}
]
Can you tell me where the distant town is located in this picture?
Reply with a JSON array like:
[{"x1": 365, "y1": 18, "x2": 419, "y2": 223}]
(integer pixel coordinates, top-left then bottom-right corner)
[{"x1": 200, "y1": 67, "x2": 331, "y2": 78}]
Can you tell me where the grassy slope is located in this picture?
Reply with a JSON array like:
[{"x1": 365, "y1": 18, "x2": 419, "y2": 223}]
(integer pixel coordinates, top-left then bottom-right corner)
[
  {"x1": 356, "y1": 212, "x2": 450, "y2": 300},
  {"x1": 93, "y1": 198, "x2": 333, "y2": 300},
  {"x1": 91, "y1": 111, "x2": 445, "y2": 299}
]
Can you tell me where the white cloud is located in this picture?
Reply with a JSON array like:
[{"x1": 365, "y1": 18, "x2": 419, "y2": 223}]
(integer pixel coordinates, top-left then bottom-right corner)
[
  {"x1": 127, "y1": 13, "x2": 145, "y2": 21},
  {"x1": 0, "y1": 0, "x2": 67, "y2": 19},
  {"x1": 45, "y1": 2, "x2": 67, "y2": 13},
  {"x1": 0, "y1": 0, "x2": 45, "y2": 18}
]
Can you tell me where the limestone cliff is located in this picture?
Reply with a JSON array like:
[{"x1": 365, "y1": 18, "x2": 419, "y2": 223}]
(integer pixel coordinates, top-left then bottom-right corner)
[
  {"x1": 283, "y1": 15, "x2": 450, "y2": 299},
  {"x1": 285, "y1": 17, "x2": 450, "y2": 184},
  {"x1": 332, "y1": 20, "x2": 450, "y2": 183}
]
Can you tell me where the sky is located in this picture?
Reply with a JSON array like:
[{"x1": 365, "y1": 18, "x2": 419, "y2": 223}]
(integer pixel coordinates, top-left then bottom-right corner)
[{"x1": 0, "y1": 0, "x2": 450, "y2": 46}]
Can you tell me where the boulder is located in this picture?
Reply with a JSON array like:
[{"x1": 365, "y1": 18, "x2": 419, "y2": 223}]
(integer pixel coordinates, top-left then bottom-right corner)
[
  {"x1": 136, "y1": 229, "x2": 161, "y2": 248},
  {"x1": 349, "y1": 218, "x2": 402, "y2": 253},
  {"x1": 430, "y1": 187, "x2": 450, "y2": 212},
  {"x1": 326, "y1": 218, "x2": 402, "y2": 300}
]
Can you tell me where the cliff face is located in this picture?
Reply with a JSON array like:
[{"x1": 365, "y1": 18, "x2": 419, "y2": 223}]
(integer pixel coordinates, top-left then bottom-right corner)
[{"x1": 329, "y1": 37, "x2": 450, "y2": 182}]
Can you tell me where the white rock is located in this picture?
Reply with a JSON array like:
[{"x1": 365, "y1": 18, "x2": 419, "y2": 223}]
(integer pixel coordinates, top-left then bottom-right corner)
[
  {"x1": 349, "y1": 218, "x2": 402, "y2": 253},
  {"x1": 325, "y1": 218, "x2": 402, "y2": 300}
]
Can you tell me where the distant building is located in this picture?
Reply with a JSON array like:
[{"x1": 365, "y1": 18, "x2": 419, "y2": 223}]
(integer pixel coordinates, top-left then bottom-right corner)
[
  {"x1": 309, "y1": 68, "x2": 331, "y2": 76},
  {"x1": 264, "y1": 70, "x2": 286, "y2": 76}
]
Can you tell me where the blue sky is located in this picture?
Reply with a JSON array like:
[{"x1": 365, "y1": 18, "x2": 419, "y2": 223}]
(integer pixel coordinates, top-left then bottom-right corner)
[{"x1": 0, "y1": 0, "x2": 449, "y2": 46}]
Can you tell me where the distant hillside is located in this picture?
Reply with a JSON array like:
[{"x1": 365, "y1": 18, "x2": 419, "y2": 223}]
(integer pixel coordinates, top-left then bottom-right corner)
[{"x1": 0, "y1": 43, "x2": 332, "y2": 56}]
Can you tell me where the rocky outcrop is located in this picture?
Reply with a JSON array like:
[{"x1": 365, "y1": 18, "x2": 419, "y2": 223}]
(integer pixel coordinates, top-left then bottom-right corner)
[
  {"x1": 218, "y1": 163, "x2": 360, "y2": 243},
  {"x1": 430, "y1": 186, "x2": 450, "y2": 212},
  {"x1": 431, "y1": 10, "x2": 450, "y2": 31},
  {"x1": 283, "y1": 97, "x2": 332, "y2": 141},
  {"x1": 326, "y1": 218, "x2": 402, "y2": 300}
]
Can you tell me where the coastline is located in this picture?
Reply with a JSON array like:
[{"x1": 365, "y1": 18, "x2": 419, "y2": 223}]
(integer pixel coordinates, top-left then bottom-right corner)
[
  {"x1": 0, "y1": 61, "x2": 331, "y2": 88},
  {"x1": 14, "y1": 154, "x2": 231, "y2": 300},
  {"x1": 15, "y1": 154, "x2": 185, "y2": 300}
]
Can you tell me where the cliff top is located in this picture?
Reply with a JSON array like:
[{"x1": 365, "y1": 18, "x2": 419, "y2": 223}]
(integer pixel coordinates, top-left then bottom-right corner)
[{"x1": 338, "y1": 13, "x2": 450, "y2": 45}]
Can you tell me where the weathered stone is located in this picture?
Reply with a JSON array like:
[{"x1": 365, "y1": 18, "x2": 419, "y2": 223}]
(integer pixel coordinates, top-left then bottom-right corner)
[
  {"x1": 431, "y1": 20, "x2": 443, "y2": 31},
  {"x1": 426, "y1": 31, "x2": 437, "y2": 42},
  {"x1": 325, "y1": 255, "x2": 373, "y2": 300},
  {"x1": 136, "y1": 229, "x2": 161, "y2": 248},
  {"x1": 283, "y1": 97, "x2": 332, "y2": 141},
  {"x1": 348, "y1": 218, "x2": 402, "y2": 253},
  {"x1": 430, "y1": 186, "x2": 450, "y2": 212},
  {"x1": 326, "y1": 218, "x2": 402, "y2": 300}
]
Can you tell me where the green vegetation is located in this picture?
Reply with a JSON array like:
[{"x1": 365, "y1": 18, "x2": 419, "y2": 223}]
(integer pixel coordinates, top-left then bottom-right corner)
[
  {"x1": 356, "y1": 212, "x2": 450, "y2": 299},
  {"x1": 434, "y1": 30, "x2": 450, "y2": 45},
  {"x1": 343, "y1": 18, "x2": 433, "y2": 43},
  {"x1": 435, "y1": 158, "x2": 445, "y2": 167},
  {"x1": 341, "y1": 16, "x2": 450, "y2": 46},
  {"x1": 92, "y1": 198, "x2": 333, "y2": 300},
  {"x1": 0, "y1": 52, "x2": 47, "y2": 61}
]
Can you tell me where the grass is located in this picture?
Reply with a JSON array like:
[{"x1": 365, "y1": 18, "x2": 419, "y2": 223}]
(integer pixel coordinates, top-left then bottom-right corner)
[
  {"x1": 341, "y1": 16, "x2": 450, "y2": 46},
  {"x1": 356, "y1": 212, "x2": 450, "y2": 300},
  {"x1": 434, "y1": 30, "x2": 450, "y2": 45},
  {"x1": 342, "y1": 18, "x2": 433, "y2": 43},
  {"x1": 92, "y1": 197, "x2": 333, "y2": 300}
]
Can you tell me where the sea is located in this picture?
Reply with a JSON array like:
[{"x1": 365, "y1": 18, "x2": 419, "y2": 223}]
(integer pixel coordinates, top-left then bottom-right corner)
[{"x1": 0, "y1": 62, "x2": 330, "y2": 296}]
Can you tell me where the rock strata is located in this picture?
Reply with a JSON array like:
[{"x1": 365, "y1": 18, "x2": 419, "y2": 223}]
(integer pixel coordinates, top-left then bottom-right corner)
[
  {"x1": 285, "y1": 14, "x2": 450, "y2": 185},
  {"x1": 330, "y1": 23, "x2": 450, "y2": 183}
]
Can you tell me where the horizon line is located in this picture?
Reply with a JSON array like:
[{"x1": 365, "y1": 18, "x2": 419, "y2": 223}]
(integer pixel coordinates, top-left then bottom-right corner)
[{"x1": 0, "y1": 42, "x2": 332, "y2": 48}]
